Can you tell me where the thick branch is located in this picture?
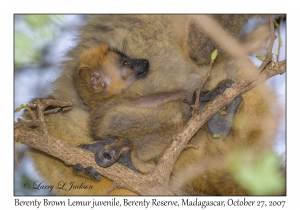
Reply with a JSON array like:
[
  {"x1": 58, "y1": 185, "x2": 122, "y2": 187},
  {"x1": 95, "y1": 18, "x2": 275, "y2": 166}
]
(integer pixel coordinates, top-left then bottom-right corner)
[{"x1": 15, "y1": 124, "x2": 171, "y2": 195}]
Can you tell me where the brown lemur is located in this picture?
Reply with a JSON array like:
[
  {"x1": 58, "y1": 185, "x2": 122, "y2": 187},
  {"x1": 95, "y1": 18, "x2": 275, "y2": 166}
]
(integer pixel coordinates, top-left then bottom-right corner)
[
  {"x1": 26, "y1": 15, "x2": 282, "y2": 195},
  {"x1": 72, "y1": 43, "x2": 239, "y2": 178},
  {"x1": 73, "y1": 43, "x2": 193, "y2": 173}
]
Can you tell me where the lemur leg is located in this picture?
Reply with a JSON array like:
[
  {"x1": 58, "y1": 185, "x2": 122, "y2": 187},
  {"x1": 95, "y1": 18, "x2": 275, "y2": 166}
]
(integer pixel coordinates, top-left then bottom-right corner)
[{"x1": 74, "y1": 80, "x2": 241, "y2": 179}]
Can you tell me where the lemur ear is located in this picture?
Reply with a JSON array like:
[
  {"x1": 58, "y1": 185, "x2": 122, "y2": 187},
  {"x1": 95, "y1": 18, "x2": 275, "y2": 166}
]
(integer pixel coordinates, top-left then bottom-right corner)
[
  {"x1": 78, "y1": 67, "x2": 92, "y2": 85},
  {"x1": 78, "y1": 66, "x2": 108, "y2": 94}
]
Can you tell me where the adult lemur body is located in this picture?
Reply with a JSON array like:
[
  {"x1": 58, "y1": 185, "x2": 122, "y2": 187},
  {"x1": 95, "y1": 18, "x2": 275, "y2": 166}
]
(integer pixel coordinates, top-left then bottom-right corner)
[{"x1": 27, "y1": 15, "x2": 282, "y2": 195}]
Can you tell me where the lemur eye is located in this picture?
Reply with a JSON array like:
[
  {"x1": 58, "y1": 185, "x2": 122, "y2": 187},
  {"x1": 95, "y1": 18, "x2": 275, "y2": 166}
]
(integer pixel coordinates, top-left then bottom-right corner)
[{"x1": 123, "y1": 60, "x2": 128, "y2": 65}]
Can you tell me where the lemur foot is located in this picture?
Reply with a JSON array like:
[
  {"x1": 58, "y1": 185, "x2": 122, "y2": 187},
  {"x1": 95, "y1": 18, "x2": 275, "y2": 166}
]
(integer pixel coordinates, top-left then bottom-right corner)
[
  {"x1": 73, "y1": 163, "x2": 101, "y2": 181},
  {"x1": 74, "y1": 137, "x2": 138, "y2": 180}
]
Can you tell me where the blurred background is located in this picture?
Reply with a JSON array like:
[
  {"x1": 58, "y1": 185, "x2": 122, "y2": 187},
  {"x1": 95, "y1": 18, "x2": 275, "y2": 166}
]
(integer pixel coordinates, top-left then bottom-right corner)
[
  {"x1": 14, "y1": 15, "x2": 84, "y2": 195},
  {"x1": 14, "y1": 15, "x2": 286, "y2": 195}
]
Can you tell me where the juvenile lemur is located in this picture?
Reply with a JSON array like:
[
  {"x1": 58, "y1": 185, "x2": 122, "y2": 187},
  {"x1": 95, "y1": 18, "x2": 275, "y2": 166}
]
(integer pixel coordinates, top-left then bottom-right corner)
[
  {"x1": 73, "y1": 43, "x2": 239, "y2": 177},
  {"x1": 73, "y1": 43, "x2": 193, "y2": 171},
  {"x1": 26, "y1": 15, "x2": 283, "y2": 195}
]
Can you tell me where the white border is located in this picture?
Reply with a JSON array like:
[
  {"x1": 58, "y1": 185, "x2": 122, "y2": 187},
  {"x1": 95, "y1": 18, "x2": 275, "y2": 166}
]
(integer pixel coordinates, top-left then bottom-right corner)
[{"x1": 5, "y1": 0, "x2": 295, "y2": 209}]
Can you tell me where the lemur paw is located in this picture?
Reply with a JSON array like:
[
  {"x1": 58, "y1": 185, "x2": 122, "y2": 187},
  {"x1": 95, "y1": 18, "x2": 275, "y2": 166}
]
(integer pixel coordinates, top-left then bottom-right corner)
[
  {"x1": 208, "y1": 95, "x2": 242, "y2": 139},
  {"x1": 199, "y1": 80, "x2": 242, "y2": 139}
]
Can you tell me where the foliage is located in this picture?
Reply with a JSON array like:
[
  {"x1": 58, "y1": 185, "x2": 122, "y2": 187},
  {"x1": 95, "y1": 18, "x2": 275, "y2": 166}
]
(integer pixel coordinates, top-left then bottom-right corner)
[
  {"x1": 14, "y1": 15, "x2": 64, "y2": 69},
  {"x1": 228, "y1": 148, "x2": 285, "y2": 195}
]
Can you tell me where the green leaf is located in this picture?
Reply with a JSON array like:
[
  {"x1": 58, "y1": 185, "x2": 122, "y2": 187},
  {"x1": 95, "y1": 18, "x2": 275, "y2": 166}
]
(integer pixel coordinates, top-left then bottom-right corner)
[
  {"x1": 273, "y1": 19, "x2": 280, "y2": 28},
  {"x1": 212, "y1": 134, "x2": 223, "y2": 139},
  {"x1": 255, "y1": 55, "x2": 266, "y2": 61},
  {"x1": 271, "y1": 62, "x2": 275, "y2": 69},
  {"x1": 14, "y1": 104, "x2": 27, "y2": 113},
  {"x1": 227, "y1": 149, "x2": 285, "y2": 195},
  {"x1": 210, "y1": 49, "x2": 218, "y2": 61},
  {"x1": 278, "y1": 36, "x2": 282, "y2": 46},
  {"x1": 219, "y1": 110, "x2": 227, "y2": 116},
  {"x1": 255, "y1": 51, "x2": 264, "y2": 56}
]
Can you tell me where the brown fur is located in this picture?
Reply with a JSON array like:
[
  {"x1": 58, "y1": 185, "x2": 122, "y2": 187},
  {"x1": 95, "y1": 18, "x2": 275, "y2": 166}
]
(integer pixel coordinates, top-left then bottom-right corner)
[
  {"x1": 26, "y1": 15, "x2": 282, "y2": 195},
  {"x1": 78, "y1": 44, "x2": 133, "y2": 97},
  {"x1": 74, "y1": 43, "x2": 192, "y2": 167}
]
